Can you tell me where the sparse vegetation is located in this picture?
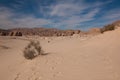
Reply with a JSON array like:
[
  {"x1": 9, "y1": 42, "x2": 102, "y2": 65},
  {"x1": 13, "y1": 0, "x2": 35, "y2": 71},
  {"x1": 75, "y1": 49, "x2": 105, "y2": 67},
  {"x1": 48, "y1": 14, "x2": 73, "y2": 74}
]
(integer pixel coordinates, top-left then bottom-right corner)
[
  {"x1": 23, "y1": 40, "x2": 44, "y2": 60},
  {"x1": 101, "y1": 24, "x2": 115, "y2": 33}
]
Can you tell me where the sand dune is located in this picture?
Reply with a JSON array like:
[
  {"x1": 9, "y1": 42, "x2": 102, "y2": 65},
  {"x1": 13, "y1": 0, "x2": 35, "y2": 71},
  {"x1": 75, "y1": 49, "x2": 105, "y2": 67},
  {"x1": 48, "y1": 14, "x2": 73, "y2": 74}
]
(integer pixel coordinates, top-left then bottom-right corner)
[{"x1": 0, "y1": 28, "x2": 120, "y2": 80}]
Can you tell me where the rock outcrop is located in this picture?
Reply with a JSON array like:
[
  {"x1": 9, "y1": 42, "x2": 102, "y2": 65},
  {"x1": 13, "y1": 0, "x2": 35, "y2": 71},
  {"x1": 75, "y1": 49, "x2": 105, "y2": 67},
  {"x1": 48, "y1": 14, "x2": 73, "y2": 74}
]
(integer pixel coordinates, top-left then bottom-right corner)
[
  {"x1": 9, "y1": 31, "x2": 22, "y2": 36},
  {"x1": 0, "y1": 28, "x2": 81, "y2": 37},
  {"x1": 0, "y1": 29, "x2": 9, "y2": 36},
  {"x1": 1, "y1": 20, "x2": 120, "y2": 37}
]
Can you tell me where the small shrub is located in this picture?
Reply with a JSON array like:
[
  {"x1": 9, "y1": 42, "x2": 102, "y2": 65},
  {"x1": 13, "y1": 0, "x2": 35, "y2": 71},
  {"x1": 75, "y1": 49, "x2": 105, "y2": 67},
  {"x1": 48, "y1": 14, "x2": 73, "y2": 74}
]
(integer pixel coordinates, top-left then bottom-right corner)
[
  {"x1": 23, "y1": 40, "x2": 44, "y2": 59},
  {"x1": 101, "y1": 24, "x2": 115, "y2": 33}
]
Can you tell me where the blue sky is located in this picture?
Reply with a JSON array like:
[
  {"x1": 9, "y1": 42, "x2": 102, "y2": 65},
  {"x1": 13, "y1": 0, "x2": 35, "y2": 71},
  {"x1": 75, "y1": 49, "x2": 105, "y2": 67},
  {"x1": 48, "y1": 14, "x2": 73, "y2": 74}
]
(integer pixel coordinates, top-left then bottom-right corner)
[{"x1": 0, "y1": 0, "x2": 120, "y2": 30}]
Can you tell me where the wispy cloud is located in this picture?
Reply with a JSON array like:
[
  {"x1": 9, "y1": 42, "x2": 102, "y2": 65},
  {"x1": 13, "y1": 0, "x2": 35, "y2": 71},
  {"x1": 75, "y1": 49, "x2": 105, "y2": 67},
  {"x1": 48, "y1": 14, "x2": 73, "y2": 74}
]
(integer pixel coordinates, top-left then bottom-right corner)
[
  {"x1": 42, "y1": 0, "x2": 113, "y2": 29},
  {"x1": 0, "y1": 0, "x2": 119, "y2": 30},
  {"x1": 50, "y1": 3, "x2": 87, "y2": 17},
  {"x1": 48, "y1": 8, "x2": 100, "y2": 29},
  {"x1": 0, "y1": 7, "x2": 52, "y2": 29},
  {"x1": 102, "y1": 8, "x2": 120, "y2": 20}
]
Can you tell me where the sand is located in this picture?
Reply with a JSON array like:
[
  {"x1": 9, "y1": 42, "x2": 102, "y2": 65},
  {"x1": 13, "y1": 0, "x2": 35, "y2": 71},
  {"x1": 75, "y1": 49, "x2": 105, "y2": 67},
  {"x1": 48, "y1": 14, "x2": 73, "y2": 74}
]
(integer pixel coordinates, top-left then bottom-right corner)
[{"x1": 0, "y1": 28, "x2": 120, "y2": 80}]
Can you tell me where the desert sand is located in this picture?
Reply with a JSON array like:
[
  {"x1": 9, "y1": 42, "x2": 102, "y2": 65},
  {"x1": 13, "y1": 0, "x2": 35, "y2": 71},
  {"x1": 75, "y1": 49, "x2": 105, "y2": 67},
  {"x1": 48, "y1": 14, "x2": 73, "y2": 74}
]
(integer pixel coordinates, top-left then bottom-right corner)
[{"x1": 0, "y1": 27, "x2": 120, "y2": 80}]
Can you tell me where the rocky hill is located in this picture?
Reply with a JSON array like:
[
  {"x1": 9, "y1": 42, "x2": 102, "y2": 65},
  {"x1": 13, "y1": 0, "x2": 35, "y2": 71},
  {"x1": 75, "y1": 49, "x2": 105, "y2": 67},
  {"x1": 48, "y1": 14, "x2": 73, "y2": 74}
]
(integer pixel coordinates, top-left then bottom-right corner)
[
  {"x1": 0, "y1": 28, "x2": 81, "y2": 36},
  {"x1": 0, "y1": 20, "x2": 120, "y2": 36}
]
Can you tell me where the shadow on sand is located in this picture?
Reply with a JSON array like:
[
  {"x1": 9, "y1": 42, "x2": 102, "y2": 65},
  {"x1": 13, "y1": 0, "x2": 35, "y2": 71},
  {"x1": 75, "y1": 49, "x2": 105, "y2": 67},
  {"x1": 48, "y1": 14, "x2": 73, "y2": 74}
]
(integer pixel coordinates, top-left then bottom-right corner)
[{"x1": 0, "y1": 45, "x2": 10, "y2": 49}]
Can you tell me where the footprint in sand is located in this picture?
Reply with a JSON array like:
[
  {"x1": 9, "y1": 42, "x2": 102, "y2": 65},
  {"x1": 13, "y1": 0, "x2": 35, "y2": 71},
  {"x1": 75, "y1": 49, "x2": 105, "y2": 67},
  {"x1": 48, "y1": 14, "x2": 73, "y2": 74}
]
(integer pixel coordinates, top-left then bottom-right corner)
[
  {"x1": 52, "y1": 71, "x2": 62, "y2": 78},
  {"x1": 14, "y1": 73, "x2": 21, "y2": 80},
  {"x1": 27, "y1": 72, "x2": 43, "y2": 80}
]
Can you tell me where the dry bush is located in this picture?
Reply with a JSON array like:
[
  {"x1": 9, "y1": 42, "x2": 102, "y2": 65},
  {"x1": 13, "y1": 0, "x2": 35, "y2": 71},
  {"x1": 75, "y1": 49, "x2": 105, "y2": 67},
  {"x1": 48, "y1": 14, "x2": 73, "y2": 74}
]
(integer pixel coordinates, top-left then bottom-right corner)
[
  {"x1": 23, "y1": 40, "x2": 44, "y2": 59},
  {"x1": 101, "y1": 24, "x2": 115, "y2": 33}
]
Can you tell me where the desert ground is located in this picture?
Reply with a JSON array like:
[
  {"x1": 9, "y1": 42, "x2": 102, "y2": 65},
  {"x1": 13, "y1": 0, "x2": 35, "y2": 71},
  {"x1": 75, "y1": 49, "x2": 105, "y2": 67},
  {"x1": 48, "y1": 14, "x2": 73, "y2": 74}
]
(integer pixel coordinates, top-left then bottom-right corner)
[{"x1": 0, "y1": 28, "x2": 120, "y2": 80}]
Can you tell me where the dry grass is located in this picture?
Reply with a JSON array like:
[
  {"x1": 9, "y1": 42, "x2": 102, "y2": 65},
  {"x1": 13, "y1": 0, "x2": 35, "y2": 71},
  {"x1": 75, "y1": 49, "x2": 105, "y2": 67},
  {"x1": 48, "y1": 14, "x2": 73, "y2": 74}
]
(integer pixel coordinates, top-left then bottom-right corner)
[{"x1": 101, "y1": 24, "x2": 115, "y2": 33}]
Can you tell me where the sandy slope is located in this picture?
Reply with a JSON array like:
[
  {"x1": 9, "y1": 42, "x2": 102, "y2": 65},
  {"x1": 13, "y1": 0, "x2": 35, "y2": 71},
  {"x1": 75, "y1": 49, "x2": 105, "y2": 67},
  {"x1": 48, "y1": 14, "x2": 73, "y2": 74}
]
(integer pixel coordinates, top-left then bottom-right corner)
[{"x1": 0, "y1": 28, "x2": 120, "y2": 80}]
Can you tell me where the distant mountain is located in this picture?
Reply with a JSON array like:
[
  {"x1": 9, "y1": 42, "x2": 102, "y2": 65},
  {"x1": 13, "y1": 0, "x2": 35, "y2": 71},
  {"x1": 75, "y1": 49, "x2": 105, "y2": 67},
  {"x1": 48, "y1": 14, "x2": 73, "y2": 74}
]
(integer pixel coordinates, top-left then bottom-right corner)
[
  {"x1": 1, "y1": 20, "x2": 120, "y2": 36},
  {"x1": 0, "y1": 27, "x2": 81, "y2": 36}
]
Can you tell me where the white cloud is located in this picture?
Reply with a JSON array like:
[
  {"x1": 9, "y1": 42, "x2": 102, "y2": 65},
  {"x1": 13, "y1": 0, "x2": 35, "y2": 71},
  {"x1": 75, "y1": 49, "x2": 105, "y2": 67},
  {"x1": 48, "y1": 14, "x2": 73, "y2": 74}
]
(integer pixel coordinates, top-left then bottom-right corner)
[
  {"x1": 48, "y1": 8, "x2": 100, "y2": 29},
  {"x1": 84, "y1": 8, "x2": 100, "y2": 18},
  {"x1": 103, "y1": 8, "x2": 120, "y2": 19},
  {"x1": 0, "y1": 7, "x2": 15, "y2": 29},
  {"x1": 50, "y1": 3, "x2": 87, "y2": 17},
  {"x1": 13, "y1": 17, "x2": 52, "y2": 27},
  {"x1": 0, "y1": 7, "x2": 52, "y2": 29},
  {"x1": 0, "y1": 0, "x2": 117, "y2": 30},
  {"x1": 49, "y1": 0, "x2": 111, "y2": 17},
  {"x1": 40, "y1": 0, "x2": 111, "y2": 29}
]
